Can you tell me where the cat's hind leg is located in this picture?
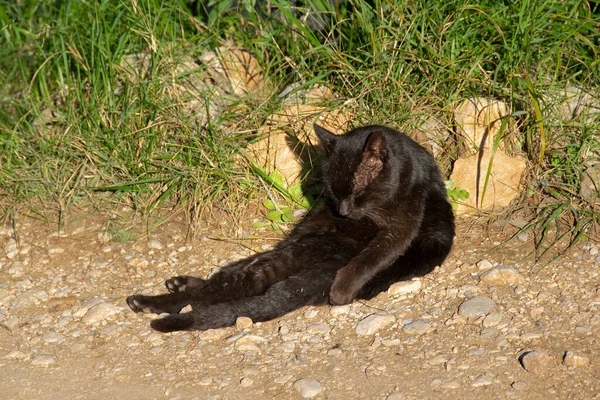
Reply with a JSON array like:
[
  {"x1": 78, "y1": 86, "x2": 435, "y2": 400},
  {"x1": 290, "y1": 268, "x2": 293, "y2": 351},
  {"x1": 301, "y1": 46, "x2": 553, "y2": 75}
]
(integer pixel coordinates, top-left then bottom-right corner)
[
  {"x1": 150, "y1": 267, "x2": 338, "y2": 332},
  {"x1": 165, "y1": 276, "x2": 206, "y2": 293}
]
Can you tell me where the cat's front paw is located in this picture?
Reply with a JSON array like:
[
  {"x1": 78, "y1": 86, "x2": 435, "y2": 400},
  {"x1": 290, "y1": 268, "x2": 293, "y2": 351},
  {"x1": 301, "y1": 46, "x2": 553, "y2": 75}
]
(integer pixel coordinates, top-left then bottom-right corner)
[
  {"x1": 127, "y1": 295, "x2": 153, "y2": 313},
  {"x1": 329, "y1": 271, "x2": 358, "y2": 305},
  {"x1": 165, "y1": 276, "x2": 206, "y2": 293}
]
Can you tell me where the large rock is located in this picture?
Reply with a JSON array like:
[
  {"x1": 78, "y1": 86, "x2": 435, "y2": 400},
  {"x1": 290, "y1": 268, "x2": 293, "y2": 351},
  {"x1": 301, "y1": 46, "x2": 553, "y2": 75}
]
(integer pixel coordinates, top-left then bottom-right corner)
[
  {"x1": 450, "y1": 149, "x2": 526, "y2": 213},
  {"x1": 246, "y1": 85, "x2": 353, "y2": 185},
  {"x1": 454, "y1": 97, "x2": 517, "y2": 156}
]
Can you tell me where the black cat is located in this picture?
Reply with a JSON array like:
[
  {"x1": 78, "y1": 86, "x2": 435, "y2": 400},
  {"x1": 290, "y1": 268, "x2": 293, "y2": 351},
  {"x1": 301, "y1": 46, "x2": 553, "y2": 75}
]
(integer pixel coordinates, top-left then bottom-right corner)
[{"x1": 127, "y1": 124, "x2": 455, "y2": 332}]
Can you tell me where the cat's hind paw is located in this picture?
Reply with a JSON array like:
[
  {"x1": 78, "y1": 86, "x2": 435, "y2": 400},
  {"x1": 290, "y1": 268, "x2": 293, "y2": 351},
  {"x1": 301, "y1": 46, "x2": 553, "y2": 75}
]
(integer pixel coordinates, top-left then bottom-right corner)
[
  {"x1": 165, "y1": 276, "x2": 206, "y2": 293},
  {"x1": 126, "y1": 295, "x2": 150, "y2": 313}
]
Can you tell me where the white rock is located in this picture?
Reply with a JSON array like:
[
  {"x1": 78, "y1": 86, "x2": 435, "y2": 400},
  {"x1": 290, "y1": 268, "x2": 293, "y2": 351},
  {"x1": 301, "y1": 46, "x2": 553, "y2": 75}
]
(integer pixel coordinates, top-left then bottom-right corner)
[
  {"x1": 458, "y1": 296, "x2": 496, "y2": 318},
  {"x1": 402, "y1": 319, "x2": 432, "y2": 335},
  {"x1": 563, "y1": 351, "x2": 589, "y2": 367},
  {"x1": 329, "y1": 305, "x2": 350, "y2": 317},
  {"x1": 482, "y1": 312, "x2": 503, "y2": 327},
  {"x1": 386, "y1": 392, "x2": 404, "y2": 400},
  {"x1": 520, "y1": 351, "x2": 553, "y2": 376},
  {"x1": 10, "y1": 292, "x2": 41, "y2": 310},
  {"x1": 4, "y1": 238, "x2": 18, "y2": 259},
  {"x1": 235, "y1": 316, "x2": 253, "y2": 331},
  {"x1": 2, "y1": 317, "x2": 21, "y2": 331},
  {"x1": 388, "y1": 279, "x2": 422, "y2": 296},
  {"x1": 148, "y1": 239, "x2": 163, "y2": 250},
  {"x1": 476, "y1": 259, "x2": 494, "y2": 271},
  {"x1": 306, "y1": 322, "x2": 330, "y2": 334},
  {"x1": 81, "y1": 302, "x2": 120, "y2": 325},
  {"x1": 293, "y1": 378, "x2": 323, "y2": 399},
  {"x1": 471, "y1": 374, "x2": 494, "y2": 387},
  {"x1": 31, "y1": 354, "x2": 56, "y2": 367},
  {"x1": 355, "y1": 313, "x2": 396, "y2": 336},
  {"x1": 479, "y1": 265, "x2": 525, "y2": 285},
  {"x1": 240, "y1": 377, "x2": 254, "y2": 387},
  {"x1": 4, "y1": 350, "x2": 29, "y2": 360}
]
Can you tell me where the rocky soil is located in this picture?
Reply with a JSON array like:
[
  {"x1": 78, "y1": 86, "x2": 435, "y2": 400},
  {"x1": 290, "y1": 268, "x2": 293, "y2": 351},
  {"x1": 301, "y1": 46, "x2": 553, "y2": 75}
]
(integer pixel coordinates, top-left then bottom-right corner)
[{"x1": 1, "y1": 213, "x2": 599, "y2": 399}]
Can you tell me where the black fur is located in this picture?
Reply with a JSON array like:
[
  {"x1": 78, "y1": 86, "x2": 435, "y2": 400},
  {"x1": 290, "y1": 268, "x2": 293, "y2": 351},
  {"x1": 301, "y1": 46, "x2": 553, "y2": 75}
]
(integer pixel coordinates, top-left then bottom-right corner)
[{"x1": 127, "y1": 125, "x2": 455, "y2": 332}]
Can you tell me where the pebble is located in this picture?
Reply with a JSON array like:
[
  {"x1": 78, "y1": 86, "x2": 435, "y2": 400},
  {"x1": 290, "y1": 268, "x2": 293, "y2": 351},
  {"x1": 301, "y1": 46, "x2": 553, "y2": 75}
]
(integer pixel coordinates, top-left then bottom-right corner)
[
  {"x1": 148, "y1": 239, "x2": 163, "y2": 250},
  {"x1": 235, "y1": 316, "x2": 253, "y2": 331},
  {"x1": 306, "y1": 322, "x2": 330, "y2": 334},
  {"x1": 517, "y1": 232, "x2": 529, "y2": 242},
  {"x1": 476, "y1": 259, "x2": 494, "y2": 271},
  {"x1": 293, "y1": 378, "x2": 323, "y2": 398},
  {"x1": 520, "y1": 351, "x2": 553, "y2": 375},
  {"x1": 4, "y1": 238, "x2": 18, "y2": 259},
  {"x1": 4, "y1": 350, "x2": 29, "y2": 360},
  {"x1": 355, "y1": 313, "x2": 396, "y2": 335},
  {"x1": 2, "y1": 317, "x2": 21, "y2": 331},
  {"x1": 10, "y1": 292, "x2": 42, "y2": 310},
  {"x1": 563, "y1": 351, "x2": 589, "y2": 367},
  {"x1": 81, "y1": 302, "x2": 120, "y2": 325},
  {"x1": 386, "y1": 392, "x2": 404, "y2": 400},
  {"x1": 458, "y1": 296, "x2": 496, "y2": 319},
  {"x1": 482, "y1": 312, "x2": 502, "y2": 327},
  {"x1": 329, "y1": 305, "x2": 350, "y2": 317},
  {"x1": 402, "y1": 319, "x2": 432, "y2": 335},
  {"x1": 31, "y1": 354, "x2": 56, "y2": 367},
  {"x1": 479, "y1": 266, "x2": 525, "y2": 285},
  {"x1": 388, "y1": 278, "x2": 422, "y2": 296},
  {"x1": 240, "y1": 377, "x2": 254, "y2": 387},
  {"x1": 472, "y1": 374, "x2": 494, "y2": 387}
]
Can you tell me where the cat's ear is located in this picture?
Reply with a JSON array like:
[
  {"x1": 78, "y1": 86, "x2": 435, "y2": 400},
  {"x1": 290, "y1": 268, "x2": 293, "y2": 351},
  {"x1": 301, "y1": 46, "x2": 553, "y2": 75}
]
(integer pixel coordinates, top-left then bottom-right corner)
[
  {"x1": 354, "y1": 131, "x2": 387, "y2": 192},
  {"x1": 364, "y1": 131, "x2": 387, "y2": 161},
  {"x1": 313, "y1": 124, "x2": 337, "y2": 155}
]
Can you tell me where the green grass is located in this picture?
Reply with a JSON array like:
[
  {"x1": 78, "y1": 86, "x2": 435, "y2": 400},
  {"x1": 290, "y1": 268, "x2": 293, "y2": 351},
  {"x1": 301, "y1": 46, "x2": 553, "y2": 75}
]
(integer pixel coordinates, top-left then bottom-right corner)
[{"x1": 1, "y1": 0, "x2": 599, "y2": 252}]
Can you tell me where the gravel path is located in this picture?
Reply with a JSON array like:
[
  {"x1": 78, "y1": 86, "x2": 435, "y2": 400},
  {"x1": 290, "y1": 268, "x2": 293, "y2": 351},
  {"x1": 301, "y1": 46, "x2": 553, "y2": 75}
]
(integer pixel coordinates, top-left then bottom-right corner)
[{"x1": 1, "y1": 215, "x2": 599, "y2": 399}]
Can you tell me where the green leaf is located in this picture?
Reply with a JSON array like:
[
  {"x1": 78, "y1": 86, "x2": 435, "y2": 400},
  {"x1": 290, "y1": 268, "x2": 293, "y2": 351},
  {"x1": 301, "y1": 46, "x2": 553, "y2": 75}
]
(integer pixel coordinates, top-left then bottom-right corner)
[
  {"x1": 267, "y1": 210, "x2": 283, "y2": 222},
  {"x1": 263, "y1": 199, "x2": 275, "y2": 210}
]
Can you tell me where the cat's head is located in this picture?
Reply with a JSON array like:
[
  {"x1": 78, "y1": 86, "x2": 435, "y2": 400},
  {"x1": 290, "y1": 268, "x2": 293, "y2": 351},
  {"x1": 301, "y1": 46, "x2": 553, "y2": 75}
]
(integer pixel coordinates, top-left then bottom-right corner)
[{"x1": 314, "y1": 124, "x2": 389, "y2": 220}]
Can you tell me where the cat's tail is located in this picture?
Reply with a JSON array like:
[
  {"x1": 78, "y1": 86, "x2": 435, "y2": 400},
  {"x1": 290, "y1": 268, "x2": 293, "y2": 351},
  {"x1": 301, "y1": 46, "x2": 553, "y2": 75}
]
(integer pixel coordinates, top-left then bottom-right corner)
[{"x1": 150, "y1": 268, "x2": 337, "y2": 333}]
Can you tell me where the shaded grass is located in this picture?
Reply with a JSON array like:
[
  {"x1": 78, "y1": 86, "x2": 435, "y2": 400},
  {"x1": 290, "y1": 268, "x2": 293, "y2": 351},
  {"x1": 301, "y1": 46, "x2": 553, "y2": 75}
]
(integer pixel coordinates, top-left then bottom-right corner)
[{"x1": 1, "y1": 0, "x2": 599, "y2": 250}]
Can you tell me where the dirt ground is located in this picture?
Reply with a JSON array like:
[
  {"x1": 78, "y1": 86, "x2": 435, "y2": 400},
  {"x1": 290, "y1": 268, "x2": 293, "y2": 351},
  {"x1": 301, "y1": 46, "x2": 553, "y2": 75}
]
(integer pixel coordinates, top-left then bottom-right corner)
[{"x1": 0, "y1": 210, "x2": 599, "y2": 400}]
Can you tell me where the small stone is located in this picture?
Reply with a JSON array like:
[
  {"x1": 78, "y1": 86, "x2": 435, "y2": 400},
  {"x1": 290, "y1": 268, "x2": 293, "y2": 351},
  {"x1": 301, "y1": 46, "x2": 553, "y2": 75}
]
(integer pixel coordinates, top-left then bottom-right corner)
[
  {"x1": 293, "y1": 378, "x2": 323, "y2": 399},
  {"x1": 180, "y1": 304, "x2": 193, "y2": 313},
  {"x1": 458, "y1": 296, "x2": 496, "y2": 319},
  {"x1": 441, "y1": 381, "x2": 460, "y2": 390},
  {"x1": 386, "y1": 392, "x2": 404, "y2": 400},
  {"x1": 81, "y1": 302, "x2": 120, "y2": 325},
  {"x1": 4, "y1": 350, "x2": 29, "y2": 360},
  {"x1": 476, "y1": 259, "x2": 494, "y2": 271},
  {"x1": 4, "y1": 238, "x2": 18, "y2": 259},
  {"x1": 148, "y1": 239, "x2": 163, "y2": 250},
  {"x1": 230, "y1": 334, "x2": 267, "y2": 346},
  {"x1": 10, "y1": 292, "x2": 41, "y2": 311},
  {"x1": 240, "y1": 377, "x2": 254, "y2": 387},
  {"x1": 563, "y1": 351, "x2": 589, "y2": 367},
  {"x1": 520, "y1": 351, "x2": 553, "y2": 375},
  {"x1": 306, "y1": 322, "x2": 330, "y2": 334},
  {"x1": 329, "y1": 305, "x2": 350, "y2": 317},
  {"x1": 304, "y1": 309, "x2": 319, "y2": 318},
  {"x1": 355, "y1": 313, "x2": 396, "y2": 335},
  {"x1": 517, "y1": 232, "x2": 529, "y2": 242},
  {"x1": 388, "y1": 278, "x2": 422, "y2": 296},
  {"x1": 479, "y1": 266, "x2": 525, "y2": 285},
  {"x1": 2, "y1": 317, "x2": 21, "y2": 331},
  {"x1": 482, "y1": 312, "x2": 502, "y2": 327},
  {"x1": 31, "y1": 354, "x2": 56, "y2": 367},
  {"x1": 520, "y1": 332, "x2": 542, "y2": 342},
  {"x1": 235, "y1": 316, "x2": 253, "y2": 331},
  {"x1": 402, "y1": 319, "x2": 432, "y2": 335},
  {"x1": 42, "y1": 332, "x2": 63, "y2": 343},
  {"x1": 471, "y1": 374, "x2": 493, "y2": 387}
]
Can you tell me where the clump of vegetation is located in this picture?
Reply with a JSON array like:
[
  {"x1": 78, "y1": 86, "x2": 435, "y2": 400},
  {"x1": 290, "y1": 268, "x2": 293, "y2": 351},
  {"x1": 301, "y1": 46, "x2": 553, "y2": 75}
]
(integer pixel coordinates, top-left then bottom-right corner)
[{"x1": 1, "y1": 1, "x2": 599, "y2": 253}]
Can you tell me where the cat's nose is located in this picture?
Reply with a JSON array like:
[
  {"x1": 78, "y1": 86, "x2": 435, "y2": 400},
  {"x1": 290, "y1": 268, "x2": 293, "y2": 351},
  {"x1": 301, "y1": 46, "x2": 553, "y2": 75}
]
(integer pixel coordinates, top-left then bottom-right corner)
[{"x1": 338, "y1": 200, "x2": 352, "y2": 216}]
